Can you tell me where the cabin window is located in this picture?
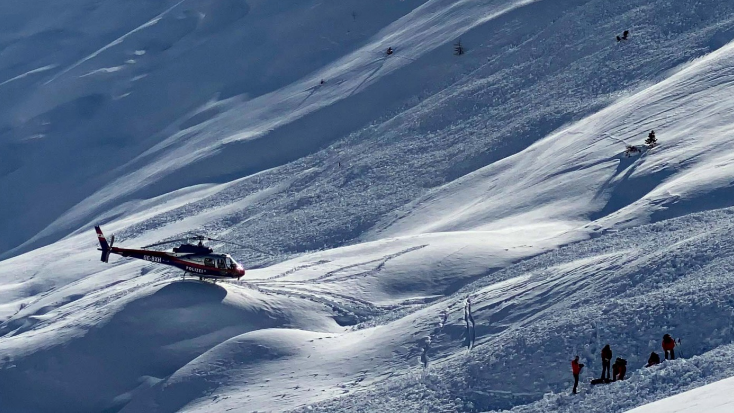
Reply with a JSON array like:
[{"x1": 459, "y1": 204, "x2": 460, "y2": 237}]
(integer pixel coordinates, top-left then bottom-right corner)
[
  {"x1": 204, "y1": 258, "x2": 214, "y2": 267},
  {"x1": 217, "y1": 258, "x2": 226, "y2": 269},
  {"x1": 226, "y1": 258, "x2": 235, "y2": 269}
]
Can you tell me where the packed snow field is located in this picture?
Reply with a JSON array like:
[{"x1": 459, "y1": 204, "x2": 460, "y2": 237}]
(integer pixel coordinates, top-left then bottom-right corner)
[{"x1": 2, "y1": 0, "x2": 734, "y2": 412}]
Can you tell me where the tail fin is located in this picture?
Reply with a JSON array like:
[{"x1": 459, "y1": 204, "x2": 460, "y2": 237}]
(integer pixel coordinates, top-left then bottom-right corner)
[{"x1": 95, "y1": 226, "x2": 112, "y2": 263}]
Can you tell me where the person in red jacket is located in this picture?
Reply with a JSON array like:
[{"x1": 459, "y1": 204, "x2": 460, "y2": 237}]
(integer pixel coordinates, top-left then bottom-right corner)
[
  {"x1": 600, "y1": 344, "x2": 612, "y2": 381},
  {"x1": 662, "y1": 334, "x2": 676, "y2": 360},
  {"x1": 571, "y1": 356, "x2": 584, "y2": 394}
]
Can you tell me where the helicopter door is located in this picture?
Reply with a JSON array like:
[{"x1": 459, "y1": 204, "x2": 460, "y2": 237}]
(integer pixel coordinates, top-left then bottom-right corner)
[
  {"x1": 204, "y1": 258, "x2": 215, "y2": 267},
  {"x1": 216, "y1": 258, "x2": 227, "y2": 269}
]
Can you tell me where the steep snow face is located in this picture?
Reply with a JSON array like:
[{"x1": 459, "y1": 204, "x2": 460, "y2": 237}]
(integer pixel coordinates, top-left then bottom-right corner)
[
  {"x1": 373, "y1": 37, "x2": 734, "y2": 239},
  {"x1": 4, "y1": 0, "x2": 734, "y2": 413},
  {"x1": 6, "y1": 0, "x2": 734, "y2": 258},
  {"x1": 0, "y1": 0, "x2": 430, "y2": 255}
]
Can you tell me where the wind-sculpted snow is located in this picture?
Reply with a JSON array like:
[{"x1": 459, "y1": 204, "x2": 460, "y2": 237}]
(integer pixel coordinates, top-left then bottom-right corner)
[
  {"x1": 0, "y1": 0, "x2": 430, "y2": 256},
  {"x1": 0, "y1": 277, "x2": 340, "y2": 412},
  {"x1": 3, "y1": 0, "x2": 734, "y2": 412},
  {"x1": 290, "y1": 208, "x2": 734, "y2": 413},
  {"x1": 7, "y1": 0, "x2": 734, "y2": 258}
]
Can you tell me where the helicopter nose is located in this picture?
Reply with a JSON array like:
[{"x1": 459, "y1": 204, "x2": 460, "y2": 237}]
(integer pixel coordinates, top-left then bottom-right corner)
[{"x1": 237, "y1": 266, "x2": 245, "y2": 276}]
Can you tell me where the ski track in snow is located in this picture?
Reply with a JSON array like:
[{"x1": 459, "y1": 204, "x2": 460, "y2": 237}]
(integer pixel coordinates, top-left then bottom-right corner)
[
  {"x1": 4, "y1": 0, "x2": 734, "y2": 412},
  {"x1": 44, "y1": 0, "x2": 188, "y2": 84},
  {"x1": 0, "y1": 65, "x2": 58, "y2": 87}
]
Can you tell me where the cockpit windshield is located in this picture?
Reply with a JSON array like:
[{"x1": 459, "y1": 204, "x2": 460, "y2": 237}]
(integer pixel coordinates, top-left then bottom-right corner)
[{"x1": 225, "y1": 255, "x2": 240, "y2": 269}]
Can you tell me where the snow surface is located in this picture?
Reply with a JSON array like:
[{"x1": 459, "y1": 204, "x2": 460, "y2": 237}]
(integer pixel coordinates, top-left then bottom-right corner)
[
  {"x1": 3, "y1": 0, "x2": 734, "y2": 412},
  {"x1": 625, "y1": 376, "x2": 734, "y2": 413}
]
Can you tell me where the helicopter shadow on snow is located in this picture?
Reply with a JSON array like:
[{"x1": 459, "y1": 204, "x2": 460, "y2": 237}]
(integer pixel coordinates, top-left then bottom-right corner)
[{"x1": 143, "y1": 279, "x2": 228, "y2": 305}]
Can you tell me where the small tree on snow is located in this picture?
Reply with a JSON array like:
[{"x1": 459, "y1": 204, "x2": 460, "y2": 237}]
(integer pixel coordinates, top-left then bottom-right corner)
[
  {"x1": 645, "y1": 130, "x2": 657, "y2": 147},
  {"x1": 454, "y1": 40, "x2": 464, "y2": 56}
]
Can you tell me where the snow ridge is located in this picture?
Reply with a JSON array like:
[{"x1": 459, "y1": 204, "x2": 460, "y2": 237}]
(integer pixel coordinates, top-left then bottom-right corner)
[{"x1": 3, "y1": 0, "x2": 734, "y2": 412}]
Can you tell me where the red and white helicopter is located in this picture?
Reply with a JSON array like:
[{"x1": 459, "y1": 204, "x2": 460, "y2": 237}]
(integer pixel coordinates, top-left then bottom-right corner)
[{"x1": 94, "y1": 226, "x2": 266, "y2": 281}]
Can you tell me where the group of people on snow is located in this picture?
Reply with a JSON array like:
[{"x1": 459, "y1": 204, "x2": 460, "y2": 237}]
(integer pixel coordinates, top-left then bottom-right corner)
[
  {"x1": 571, "y1": 333, "x2": 678, "y2": 394},
  {"x1": 643, "y1": 335, "x2": 676, "y2": 367}
]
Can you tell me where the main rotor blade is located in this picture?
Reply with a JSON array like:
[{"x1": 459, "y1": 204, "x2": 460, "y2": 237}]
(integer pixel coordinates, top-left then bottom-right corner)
[
  {"x1": 205, "y1": 238, "x2": 275, "y2": 256},
  {"x1": 142, "y1": 238, "x2": 190, "y2": 249}
]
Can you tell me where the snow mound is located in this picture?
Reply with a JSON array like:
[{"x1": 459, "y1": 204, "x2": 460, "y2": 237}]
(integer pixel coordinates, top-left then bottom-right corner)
[
  {"x1": 4, "y1": 0, "x2": 734, "y2": 412},
  {"x1": 0, "y1": 279, "x2": 338, "y2": 412}
]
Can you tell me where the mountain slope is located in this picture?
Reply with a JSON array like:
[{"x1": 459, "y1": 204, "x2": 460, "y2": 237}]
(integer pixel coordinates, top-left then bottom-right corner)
[
  {"x1": 3, "y1": 0, "x2": 734, "y2": 412},
  {"x1": 7, "y1": 0, "x2": 734, "y2": 258},
  {"x1": 0, "y1": 0, "x2": 430, "y2": 255}
]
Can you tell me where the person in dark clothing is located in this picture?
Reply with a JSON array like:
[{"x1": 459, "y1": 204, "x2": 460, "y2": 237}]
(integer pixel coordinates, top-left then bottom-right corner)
[
  {"x1": 600, "y1": 344, "x2": 612, "y2": 380},
  {"x1": 663, "y1": 334, "x2": 676, "y2": 360},
  {"x1": 622, "y1": 30, "x2": 629, "y2": 40},
  {"x1": 617, "y1": 35, "x2": 622, "y2": 42},
  {"x1": 612, "y1": 358, "x2": 627, "y2": 381},
  {"x1": 571, "y1": 356, "x2": 584, "y2": 394},
  {"x1": 386, "y1": 47, "x2": 394, "y2": 55},
  {"x1": 646, "y1": 351, "x2": 661, "y2": 367},
  {"x1": 612, "y1": 359, "x2": 618, "y2": 380}
]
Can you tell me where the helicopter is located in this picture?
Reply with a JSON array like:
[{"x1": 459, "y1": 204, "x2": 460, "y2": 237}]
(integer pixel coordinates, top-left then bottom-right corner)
[{"x1": 94, "y1": 226, "x2": 264, "y2": 280}]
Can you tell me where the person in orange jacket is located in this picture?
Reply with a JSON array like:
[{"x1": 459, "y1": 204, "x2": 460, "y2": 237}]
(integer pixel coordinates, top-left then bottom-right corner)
[
  {"x1": 600, "y1": 344, "x2": 612, "y2": 380},
  {"x1": 571, "y1": 356, "x2": 584, "y2": 394},
  {"x1": 662, "y1": 334, "x2": 676, "y2": 360}
]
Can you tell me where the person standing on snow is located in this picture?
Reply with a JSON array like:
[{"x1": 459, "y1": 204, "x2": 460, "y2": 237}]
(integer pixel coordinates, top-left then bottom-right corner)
[
  {"x1": 662, "y1": 334, "x2": 676, "y2": 360},
  {"x1": 600, "y1": 344, "x2": 612, "y2": 381},
  {"x1": 571, "y1": 356, "x2": 584, "y2": 394}
]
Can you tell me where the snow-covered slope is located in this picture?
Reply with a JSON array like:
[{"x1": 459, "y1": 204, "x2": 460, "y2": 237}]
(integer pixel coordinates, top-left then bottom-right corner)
[
  {"x1": 4, "y1": 0, "x2": 734, "y2": 412},
  {"x1": 7, "y1": 0, "x2": 734, "y2": 258},
  {"x1": 625, "y1": 376, "x2": 734, "y2": 413},
  {"x1": 0, "y1": 0, "x2": 430, "y2": 255}
]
